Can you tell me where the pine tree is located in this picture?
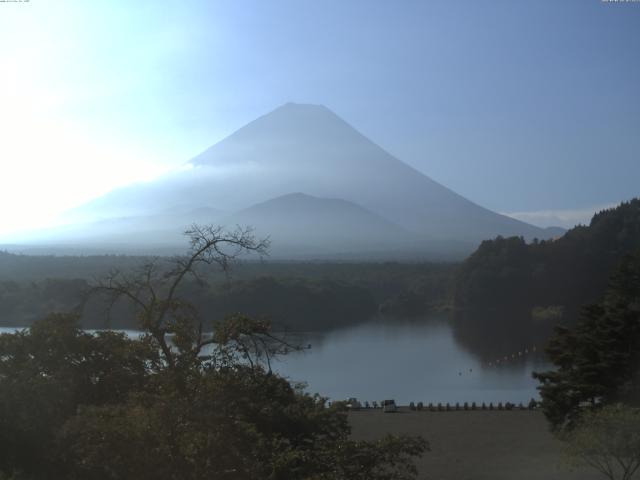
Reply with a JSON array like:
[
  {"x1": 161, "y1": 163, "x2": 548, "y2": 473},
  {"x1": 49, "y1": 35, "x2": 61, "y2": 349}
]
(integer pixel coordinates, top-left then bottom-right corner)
[{"x1": 534, "y1": 250, "x2": 640, "y2": 430}]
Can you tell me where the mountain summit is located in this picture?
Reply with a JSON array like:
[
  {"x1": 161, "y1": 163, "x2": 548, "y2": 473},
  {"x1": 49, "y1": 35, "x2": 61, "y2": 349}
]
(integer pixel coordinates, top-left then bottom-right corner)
[
  {"x1": 187, "y1": 102, "x2": 547, "y2": 241},
  {"x1": 45, "y1": 103, "x2": 553, "y2": 258}
]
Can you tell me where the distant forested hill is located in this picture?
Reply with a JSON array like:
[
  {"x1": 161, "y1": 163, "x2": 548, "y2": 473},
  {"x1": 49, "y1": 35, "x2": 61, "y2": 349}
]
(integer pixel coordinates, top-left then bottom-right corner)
[
  {"x1": 449, "y1": 199, "x2": 640, "y2": 358},
  {"x1": 453, "y1": 198, "x2": 640, "y2": 315},
  {"x1": 0, "y1": 254, "x2": 453, "y2": 330}
]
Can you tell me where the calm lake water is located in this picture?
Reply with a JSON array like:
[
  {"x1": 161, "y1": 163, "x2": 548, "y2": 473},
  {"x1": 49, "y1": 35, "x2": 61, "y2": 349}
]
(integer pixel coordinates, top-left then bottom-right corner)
[{"x1": 0, "y1": 317, "x2": 550, "y2": 405}]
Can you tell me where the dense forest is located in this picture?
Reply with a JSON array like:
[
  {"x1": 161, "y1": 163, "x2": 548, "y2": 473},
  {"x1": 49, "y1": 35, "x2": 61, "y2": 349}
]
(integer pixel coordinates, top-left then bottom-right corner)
[
  {"x1": 534, "y1": 249, "x2": 640, "y2": 429},
  {"x1": 0, "y1": 253, "x2": 454, "y2": 331},
  {"x1": 451, "y1": 199, "x2": 640, "y2": 357},
  {"x1": 454, "y1": 199, "x2": 640, "y2": 312}
]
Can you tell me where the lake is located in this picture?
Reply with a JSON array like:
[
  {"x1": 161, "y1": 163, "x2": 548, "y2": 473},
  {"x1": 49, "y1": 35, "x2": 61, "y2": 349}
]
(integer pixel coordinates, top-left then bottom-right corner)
[{"x1": 0, "y1": 316, "x2": 550, "y2": 405}]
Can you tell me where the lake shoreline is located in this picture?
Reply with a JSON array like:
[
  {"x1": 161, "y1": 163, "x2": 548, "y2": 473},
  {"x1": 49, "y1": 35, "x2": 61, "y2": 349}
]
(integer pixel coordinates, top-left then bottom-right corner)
[{"x1": 2, "y1": 320, "x2": 550, "y2": 404}]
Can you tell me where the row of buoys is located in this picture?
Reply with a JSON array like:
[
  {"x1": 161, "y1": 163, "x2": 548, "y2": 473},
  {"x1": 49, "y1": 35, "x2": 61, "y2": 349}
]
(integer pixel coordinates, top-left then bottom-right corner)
[
  {"x1": 453, "y1": 345, "x2": 540, "y2": 377},
  {"x1": 483, "y1": 345, "x2": 538, "y2": 369},
  {"x1": 341, "y1": 400, "x2": 539, "y2": 411},
  {"x1": 407, "y1": 400, "x2": 539, "y2": 411},
  {"x1": 453, "y1": 345, "x2": 539, "y2": 377}
]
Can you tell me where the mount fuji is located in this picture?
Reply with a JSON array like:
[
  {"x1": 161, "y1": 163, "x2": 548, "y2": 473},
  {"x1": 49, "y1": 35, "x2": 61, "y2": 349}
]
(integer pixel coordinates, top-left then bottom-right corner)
[{"x1": 15, "y1": 103, "x2": 559, "y2": 258}]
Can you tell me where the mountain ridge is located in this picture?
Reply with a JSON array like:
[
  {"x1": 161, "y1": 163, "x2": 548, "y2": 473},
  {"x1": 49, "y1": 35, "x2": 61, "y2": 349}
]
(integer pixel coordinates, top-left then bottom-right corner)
[
  {"x1": 13, "y1": 102, "x2": 557, "y2": 258},
  {"x1": 221, "y1": 192, "x2": 412, "y2": 256}
]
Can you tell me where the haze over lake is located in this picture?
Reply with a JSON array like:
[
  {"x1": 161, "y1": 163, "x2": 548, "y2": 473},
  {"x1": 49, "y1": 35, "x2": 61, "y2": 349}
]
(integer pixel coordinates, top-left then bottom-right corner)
[{"x1": 275, "y1": 317, "x2": 548, "y2": 405}]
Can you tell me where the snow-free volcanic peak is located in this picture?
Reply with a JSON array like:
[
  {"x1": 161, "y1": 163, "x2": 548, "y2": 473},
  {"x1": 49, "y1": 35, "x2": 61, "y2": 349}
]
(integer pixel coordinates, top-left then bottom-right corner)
[{"x1": 27, "y1": 103, "x2": 556, "y2": 258}]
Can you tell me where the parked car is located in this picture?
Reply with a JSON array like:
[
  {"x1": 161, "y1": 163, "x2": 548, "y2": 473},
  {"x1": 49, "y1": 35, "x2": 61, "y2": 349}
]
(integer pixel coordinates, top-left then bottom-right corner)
[{"x1": 382, "y1": 399, "x2": 397, "y2": 413}]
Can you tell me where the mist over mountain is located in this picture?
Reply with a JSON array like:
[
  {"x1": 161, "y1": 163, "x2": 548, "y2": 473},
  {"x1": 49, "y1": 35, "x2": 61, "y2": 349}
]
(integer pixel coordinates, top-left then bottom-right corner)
[{"x1": 14, "y1": 103, "x2": 558, "y2": 258}]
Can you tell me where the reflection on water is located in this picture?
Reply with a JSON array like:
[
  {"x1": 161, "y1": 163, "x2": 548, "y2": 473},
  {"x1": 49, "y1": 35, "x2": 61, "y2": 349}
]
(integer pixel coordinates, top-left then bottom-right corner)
[
  {"x1": 451, "y1": 308, "x2": 556, "y2": 362},
  {"x1": 1, "y1": 316, "x2": 552, "y2": 405},
  {"x1": 272, "y1": 316, "x2": 551, "y2": 405}
]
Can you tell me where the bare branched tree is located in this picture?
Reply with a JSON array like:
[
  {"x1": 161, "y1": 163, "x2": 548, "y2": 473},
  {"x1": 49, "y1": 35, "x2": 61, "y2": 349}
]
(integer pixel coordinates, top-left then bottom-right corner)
[
  {"x1": 208, "y1": 314, "x2": 302, "y2": 375},
  {"x1": 89, "y1": 224, "x2": 271, "y2": 369}
]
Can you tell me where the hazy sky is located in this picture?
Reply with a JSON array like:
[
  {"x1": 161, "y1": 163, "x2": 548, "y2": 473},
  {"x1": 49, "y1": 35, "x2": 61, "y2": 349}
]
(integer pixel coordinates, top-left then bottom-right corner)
[{"x1": 1, "y1": 0, "x2": 638, "y2": 234}]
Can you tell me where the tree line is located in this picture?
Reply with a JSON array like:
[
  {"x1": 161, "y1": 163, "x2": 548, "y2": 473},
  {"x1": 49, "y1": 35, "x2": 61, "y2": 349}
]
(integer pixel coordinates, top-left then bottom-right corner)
[
  {"x1": 450, "y1": 199, "x2": 640, "y2": 356},
  {"x1": 453, "y1": 199, "x2": 640, "y2": 314},
  {"x1": 0, "y1": 257, "x2": 453, "y2": 331}
]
